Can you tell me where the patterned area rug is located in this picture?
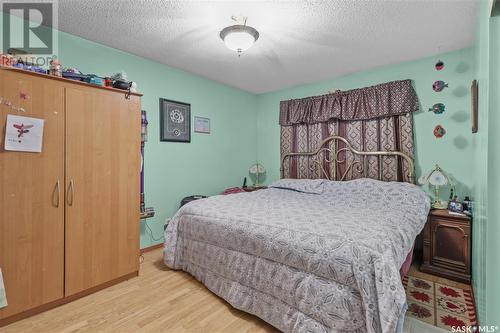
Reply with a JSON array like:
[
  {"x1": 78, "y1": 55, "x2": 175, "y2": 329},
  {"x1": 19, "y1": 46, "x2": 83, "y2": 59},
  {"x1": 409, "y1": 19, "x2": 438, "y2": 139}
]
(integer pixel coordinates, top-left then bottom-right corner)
[{"x1": 403, "y1": 275, "x2": 478, "y2": 330}]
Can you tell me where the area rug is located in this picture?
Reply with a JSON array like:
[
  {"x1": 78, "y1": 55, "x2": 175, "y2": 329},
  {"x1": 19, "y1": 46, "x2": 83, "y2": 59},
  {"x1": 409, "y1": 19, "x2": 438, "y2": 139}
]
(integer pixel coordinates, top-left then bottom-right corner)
[{"x1": 402, "y1": 275, "x2": 478, "y2": 330}]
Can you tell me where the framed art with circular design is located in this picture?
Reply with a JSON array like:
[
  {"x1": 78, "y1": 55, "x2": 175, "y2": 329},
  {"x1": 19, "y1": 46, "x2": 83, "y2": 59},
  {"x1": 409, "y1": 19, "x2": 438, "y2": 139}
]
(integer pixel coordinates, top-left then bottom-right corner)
[{"x1": 160, "y1": 98, "x2": 191, "y2": 143}]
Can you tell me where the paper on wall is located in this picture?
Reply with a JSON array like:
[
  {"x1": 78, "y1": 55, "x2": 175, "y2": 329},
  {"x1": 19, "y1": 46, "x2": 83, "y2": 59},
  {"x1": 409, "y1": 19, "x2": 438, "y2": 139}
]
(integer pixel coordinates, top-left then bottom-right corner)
[
  {"x1": 4, "y1": 114, "x2": 44, "y2": 153},
  {"x1": 0, "y1": 268, "x2": 7, "y2": 309}
]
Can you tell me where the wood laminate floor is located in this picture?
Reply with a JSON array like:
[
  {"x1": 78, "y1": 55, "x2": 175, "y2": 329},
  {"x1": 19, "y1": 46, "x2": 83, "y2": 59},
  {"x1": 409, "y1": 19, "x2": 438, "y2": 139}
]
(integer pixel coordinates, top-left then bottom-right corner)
[
  {"x1": 2, "y1": 248, "x2": 463, "y2": 333},
  {"x1": 3, "y1": 249, "x2": 278, "y2": 333}
]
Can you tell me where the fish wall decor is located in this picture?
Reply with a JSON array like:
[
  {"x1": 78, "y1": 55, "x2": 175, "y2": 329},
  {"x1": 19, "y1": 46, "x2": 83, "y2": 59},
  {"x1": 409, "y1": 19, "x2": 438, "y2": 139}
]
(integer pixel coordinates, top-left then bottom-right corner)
[
  {"x1": 433, "y1": 80, "x2": 448, "y2": 92},
  {"x1": 434, "y1": 125, "x2": 446, "y2": 138},
  {"x1": 435, "y1": 60, "x2": 444, "y2": 71},
  {"x1": 428, "y1": 103, "x2": 446, "y2": 114}
]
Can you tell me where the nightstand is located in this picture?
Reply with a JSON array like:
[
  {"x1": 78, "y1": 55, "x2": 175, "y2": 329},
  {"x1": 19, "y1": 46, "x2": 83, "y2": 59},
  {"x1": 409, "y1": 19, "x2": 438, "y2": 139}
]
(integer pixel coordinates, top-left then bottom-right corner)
[
  {"x1": 420, "y1": 209, "x2": 471, "y2": 283},
  {"x1": 242, "y1": 186, "x2": 267, "y2": 192}
]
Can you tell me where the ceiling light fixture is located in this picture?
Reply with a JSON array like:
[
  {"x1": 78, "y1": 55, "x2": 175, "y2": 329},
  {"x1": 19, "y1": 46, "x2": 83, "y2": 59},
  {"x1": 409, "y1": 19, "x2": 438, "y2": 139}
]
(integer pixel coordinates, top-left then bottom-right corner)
[{"x1": 220, "y1": 17, "x2": 259, "y2": 56}]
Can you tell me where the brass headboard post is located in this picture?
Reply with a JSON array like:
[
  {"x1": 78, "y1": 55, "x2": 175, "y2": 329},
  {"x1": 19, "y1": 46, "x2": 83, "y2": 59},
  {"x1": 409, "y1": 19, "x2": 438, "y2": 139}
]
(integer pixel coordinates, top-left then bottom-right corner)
[{"x1": 280, "y1": 135, "x2": 415, "y2": 183}]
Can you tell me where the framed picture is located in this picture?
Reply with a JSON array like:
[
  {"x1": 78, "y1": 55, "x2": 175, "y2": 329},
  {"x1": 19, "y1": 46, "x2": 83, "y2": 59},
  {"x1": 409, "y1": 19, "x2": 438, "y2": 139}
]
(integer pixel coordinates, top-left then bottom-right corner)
[
  {"x1": 194, "y1": 116, "x2": 210, "y2": 134},
  {"x1": 159, "y1": 98, "x2": 191, "y2": 142},
  {"x1": 449, "y1": 201, "x2": 464, "y2": 213}
]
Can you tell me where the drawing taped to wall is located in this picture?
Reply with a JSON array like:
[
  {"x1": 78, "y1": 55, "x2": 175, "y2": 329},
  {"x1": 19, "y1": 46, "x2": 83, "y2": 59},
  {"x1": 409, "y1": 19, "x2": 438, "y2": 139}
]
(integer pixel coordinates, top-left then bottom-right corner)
[{"x1": 4, "y1": 114, "x2": 44, "y2": 152}]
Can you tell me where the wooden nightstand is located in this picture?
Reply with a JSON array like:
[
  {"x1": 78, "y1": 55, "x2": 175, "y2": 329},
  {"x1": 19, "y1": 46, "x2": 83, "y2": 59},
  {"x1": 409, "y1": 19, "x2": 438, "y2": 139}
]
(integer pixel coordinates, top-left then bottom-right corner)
[{"x1": 420, "y1": 209, "x2": 472, "y2": 283}]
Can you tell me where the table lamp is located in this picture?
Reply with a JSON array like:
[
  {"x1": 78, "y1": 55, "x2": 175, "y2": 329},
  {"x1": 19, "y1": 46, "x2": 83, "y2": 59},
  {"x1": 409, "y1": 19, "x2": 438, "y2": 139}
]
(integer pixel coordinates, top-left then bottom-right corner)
[
  {"x1": 249, "y1": 163, "x2": 266, "y2": 187},
  {"x1": 418, "y1": 164, "x2": 451, "y2": 209}
]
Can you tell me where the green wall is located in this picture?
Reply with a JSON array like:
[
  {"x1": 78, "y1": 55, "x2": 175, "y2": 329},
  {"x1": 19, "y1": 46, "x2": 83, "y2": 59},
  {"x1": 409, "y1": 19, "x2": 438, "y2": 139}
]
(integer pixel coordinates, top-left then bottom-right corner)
[
  {"x1": 472, "y1": 0, "x2": 490, "y2": 323},
  {"x1": 487, "y1": 14, "x2": 500, "y2": 325},
  {"x1": 1, "y1": 13, "x2": 258, "y2": 249},
  {"x1": 469, "y1": 0, "x2": 500, "y2": 325},
  {"x1": 256, "y1": 48, "x2": 477, "y2": 201},
  {"x1": 59, "y1": 34, "x2": 258, "y2": 249},
  {"x1": 255, "y1": 46, "x2": 497, "y2": 323},
  {"x1": 3, "y1": 9, "x2": 497, "y2": 324},
  {"x1": 477, "y1": 0, "x2": 500, "y2": 325}
]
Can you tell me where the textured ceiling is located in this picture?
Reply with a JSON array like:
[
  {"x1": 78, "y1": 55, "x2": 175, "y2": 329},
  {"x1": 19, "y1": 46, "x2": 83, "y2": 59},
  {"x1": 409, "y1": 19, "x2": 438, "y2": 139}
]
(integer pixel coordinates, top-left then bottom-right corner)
[{"x1": 56, "y1": 0, "x2": 479, "y2": 94}]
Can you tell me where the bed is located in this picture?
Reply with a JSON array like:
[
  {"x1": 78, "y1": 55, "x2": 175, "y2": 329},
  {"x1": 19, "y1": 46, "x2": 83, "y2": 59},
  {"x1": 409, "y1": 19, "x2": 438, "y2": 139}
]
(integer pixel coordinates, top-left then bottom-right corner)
[{"x1": 164, "y1": 135, "x2": 430, "y2": 333}]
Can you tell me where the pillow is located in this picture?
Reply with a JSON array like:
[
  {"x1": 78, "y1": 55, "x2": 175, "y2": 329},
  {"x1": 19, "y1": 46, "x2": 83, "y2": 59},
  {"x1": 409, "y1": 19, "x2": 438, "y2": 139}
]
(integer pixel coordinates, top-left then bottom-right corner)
[{"x1": 269, "y1": 178, "x2": 326, "y2": 194}]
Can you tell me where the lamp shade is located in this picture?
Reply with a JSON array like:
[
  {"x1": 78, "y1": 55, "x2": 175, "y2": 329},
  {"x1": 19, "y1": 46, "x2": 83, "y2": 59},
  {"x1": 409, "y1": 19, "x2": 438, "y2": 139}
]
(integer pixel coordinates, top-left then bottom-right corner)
[
  {"x1": 428, "y1": 169, "x2": 449, "y2": 186},
  {"x1": 417, "y1": 170, "x2": 432, "y2": 185},
  {"x1": 249, "y1": 163, "x2": 265, "y2": 176}
]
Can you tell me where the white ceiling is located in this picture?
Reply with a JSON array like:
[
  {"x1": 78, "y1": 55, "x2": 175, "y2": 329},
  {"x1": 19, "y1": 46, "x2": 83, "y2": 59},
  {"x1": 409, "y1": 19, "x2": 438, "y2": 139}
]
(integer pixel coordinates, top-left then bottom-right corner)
[{"x1": 57, "y1": 0, "x2": 479, "y2": 94}]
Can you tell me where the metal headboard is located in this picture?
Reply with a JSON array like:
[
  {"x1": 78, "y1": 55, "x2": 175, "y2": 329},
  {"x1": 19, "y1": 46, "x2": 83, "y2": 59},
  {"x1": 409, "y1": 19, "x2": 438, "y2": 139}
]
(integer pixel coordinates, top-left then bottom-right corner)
[{"x1": 280, "y1": 135, "x2": 415, "y2": 183}]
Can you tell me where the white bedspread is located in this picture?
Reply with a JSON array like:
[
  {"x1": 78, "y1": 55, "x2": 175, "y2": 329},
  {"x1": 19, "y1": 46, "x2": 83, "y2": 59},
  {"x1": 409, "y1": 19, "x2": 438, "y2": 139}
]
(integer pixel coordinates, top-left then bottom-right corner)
[{"x1": 164, "y1": 178, "x2": 430, "y2": 333}]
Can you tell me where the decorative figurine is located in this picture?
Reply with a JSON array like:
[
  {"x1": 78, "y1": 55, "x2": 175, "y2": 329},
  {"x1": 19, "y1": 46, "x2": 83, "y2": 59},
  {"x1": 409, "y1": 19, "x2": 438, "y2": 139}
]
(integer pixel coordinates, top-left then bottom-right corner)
[
  {"x1": 130, "y1": 82, "x2": 138, "y2": 93},
  {"x1": 104, "y1": 77, "x2": 113, "y2": 87},
  {"x1": 463, "y1": 196, "x2": 473, "y2": 216},
  {"x1": 433, "y1": 80, "x2": 448, "y2": 92},
  {"x1": 428, "y1": 103, "x2": 446, "y2": 114},
  {"x1": 435, "y1": 60, "x2": 445, "y2": 71},
  {"x1": 434, "y1": 125, "x2": 446, "y2": 138}
]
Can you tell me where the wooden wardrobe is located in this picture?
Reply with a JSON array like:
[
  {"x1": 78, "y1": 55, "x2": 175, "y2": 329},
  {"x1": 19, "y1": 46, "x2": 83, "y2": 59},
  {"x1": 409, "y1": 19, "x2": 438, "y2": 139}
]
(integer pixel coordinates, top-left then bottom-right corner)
[{"x1": 0, "y1": 68, "x2": 141, "y2": 326}]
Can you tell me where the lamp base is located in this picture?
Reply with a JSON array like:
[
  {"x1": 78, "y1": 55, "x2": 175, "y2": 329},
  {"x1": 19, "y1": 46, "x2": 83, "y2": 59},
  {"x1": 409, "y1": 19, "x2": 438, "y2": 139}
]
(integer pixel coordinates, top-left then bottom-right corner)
[{"x1": 432, "y1": 200, "x2": 448, "y2": 210}]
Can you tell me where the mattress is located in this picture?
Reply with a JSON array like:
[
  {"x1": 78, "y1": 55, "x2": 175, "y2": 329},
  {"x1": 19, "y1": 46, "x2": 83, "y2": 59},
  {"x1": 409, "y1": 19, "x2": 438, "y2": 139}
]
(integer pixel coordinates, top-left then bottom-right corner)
[{"x1": 164, "y1": 178, "x2": 430, "y2": 333}]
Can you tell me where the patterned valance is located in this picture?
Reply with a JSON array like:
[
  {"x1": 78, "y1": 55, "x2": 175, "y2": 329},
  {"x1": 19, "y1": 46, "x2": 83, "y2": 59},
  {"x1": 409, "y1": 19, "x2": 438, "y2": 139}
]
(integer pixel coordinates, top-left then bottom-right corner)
[{"x1": 279, "y1": 79, "x2": 419, "y2": 126}]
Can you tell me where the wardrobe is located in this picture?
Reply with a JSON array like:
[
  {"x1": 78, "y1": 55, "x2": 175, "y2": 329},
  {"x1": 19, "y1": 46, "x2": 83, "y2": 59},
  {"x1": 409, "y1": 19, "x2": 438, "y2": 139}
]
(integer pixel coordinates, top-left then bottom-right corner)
[{"x1": 0, "y1": 67, "x2": 141, "y2": 326}]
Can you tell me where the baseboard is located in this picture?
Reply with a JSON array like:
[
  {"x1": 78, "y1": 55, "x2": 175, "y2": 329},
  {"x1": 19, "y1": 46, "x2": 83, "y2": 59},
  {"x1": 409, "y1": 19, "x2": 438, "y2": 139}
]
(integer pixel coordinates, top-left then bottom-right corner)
[
  {"x1": 140, "y1": 243, "x2": 163, "y2": 254},
  {"x1": 0, "y1": 271, "x2": 139, "y2": 328},
  {"x1": 420, "y1": 263, "x2": 471, "y2": 284}
]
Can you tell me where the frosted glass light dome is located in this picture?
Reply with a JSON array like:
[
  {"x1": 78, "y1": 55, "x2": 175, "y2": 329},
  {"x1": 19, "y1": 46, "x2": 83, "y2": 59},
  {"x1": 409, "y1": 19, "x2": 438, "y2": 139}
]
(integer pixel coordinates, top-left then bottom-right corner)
[{"x1": 220, "y1": 25, "x2": 259, "y2": 55}]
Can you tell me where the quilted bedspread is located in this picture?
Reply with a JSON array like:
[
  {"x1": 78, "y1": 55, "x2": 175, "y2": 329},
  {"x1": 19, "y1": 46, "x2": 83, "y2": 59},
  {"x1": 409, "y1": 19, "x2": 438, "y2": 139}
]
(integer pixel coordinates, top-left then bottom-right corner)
[{"x1": 164, "y1": 178, "x2": 430, "y2": 333}]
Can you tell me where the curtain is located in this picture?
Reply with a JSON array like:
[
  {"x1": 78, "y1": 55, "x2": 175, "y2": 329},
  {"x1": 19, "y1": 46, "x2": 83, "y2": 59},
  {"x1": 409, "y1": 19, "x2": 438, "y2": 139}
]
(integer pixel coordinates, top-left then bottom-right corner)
[{"x1": 280, "y1": 80, "x2": 419, "y2": 182}]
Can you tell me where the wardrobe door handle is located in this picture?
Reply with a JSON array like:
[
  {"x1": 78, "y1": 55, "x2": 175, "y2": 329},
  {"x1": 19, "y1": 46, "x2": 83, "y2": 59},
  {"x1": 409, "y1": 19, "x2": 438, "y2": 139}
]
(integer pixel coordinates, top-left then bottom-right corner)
[
  {"x1": 53, "y1": 179, "x2": 60, "y2": 208},
  {"x1": 67, "y1": 179, "x2": 74, "y2": 206}
]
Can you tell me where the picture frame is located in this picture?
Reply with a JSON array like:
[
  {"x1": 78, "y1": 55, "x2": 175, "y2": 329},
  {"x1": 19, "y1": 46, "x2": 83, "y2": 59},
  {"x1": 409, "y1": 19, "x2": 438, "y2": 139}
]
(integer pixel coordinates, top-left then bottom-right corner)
[
  {"x1": 159, "y1": 98, "x2": 191, "y2": 142},
  {"x1": 449, "y1": 201, "x2": 464, "y2": 214},
  {"x1": 194, "y1": 116, "x2": 210, "y2": 134}
]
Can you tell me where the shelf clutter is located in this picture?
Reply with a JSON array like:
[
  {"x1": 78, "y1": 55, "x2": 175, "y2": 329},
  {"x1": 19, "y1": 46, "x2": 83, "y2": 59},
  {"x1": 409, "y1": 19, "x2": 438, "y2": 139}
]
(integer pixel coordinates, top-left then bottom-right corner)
[{"x1": 0, "y1": 52, "x2": 138, "y2": 94}]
